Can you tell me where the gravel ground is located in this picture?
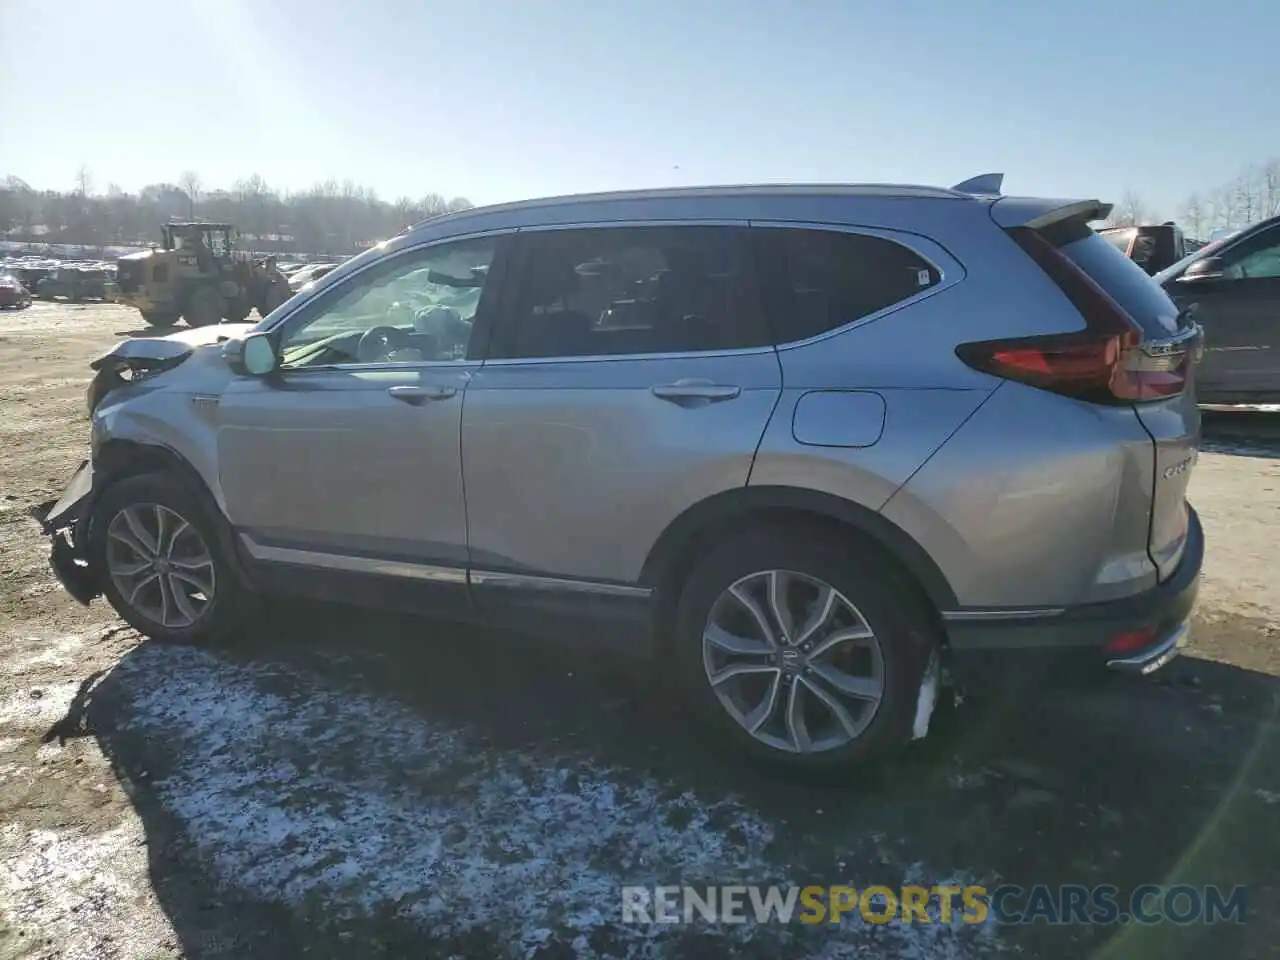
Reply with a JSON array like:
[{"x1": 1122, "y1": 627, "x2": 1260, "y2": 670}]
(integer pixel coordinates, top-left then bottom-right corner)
[{"x1": 0, "y1": 301, "x2": 1278, "y2": 959}]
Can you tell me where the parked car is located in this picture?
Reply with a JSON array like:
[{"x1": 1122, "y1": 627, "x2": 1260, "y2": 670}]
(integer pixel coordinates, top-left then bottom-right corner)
[
  {"x1": 1154, "y1": 215, "x2": 1280, "y2": 404},
  {"x1": 13, "y1": 264, "x2": 54, "y2": 293},
  {"x1": 1098, "y1": 222, "x2": 1190, "y2": 275},
  {"x1": 287, "y1": 261, "x2": 339, "y2": 291},
  {"x1": 0, "y1": 273, "x2": 32, "y2": 309},
  {"x1": 37, "y1": 267, "x2": 118, "y2": 302},
  {"x1": 31, "y1": 176, "x2": 1204, "y2": 774}
]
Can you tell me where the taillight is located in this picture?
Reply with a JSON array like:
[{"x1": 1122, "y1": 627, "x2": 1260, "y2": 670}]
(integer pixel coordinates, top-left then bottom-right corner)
[
  {"x1": 955, "y1": 228, "x2": 1197, "y2": 404},
  {"x1": 1105, "y1": 627, "x2": 1157, "y2": 656}
]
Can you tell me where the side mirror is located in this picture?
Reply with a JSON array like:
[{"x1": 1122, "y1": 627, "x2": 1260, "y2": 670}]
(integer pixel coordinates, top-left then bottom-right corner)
[
  {"x1": 240, "y1": 332, "x2": 279, "y2": 376},
  {"x1": 1178, "y1": 256, "x2": 1226, "y2": 283}
]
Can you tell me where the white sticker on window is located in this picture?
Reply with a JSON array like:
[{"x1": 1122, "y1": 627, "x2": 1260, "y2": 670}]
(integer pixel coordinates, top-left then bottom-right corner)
[{"x1": 917, "y1": 269, "x2": 932, "y2": 287}]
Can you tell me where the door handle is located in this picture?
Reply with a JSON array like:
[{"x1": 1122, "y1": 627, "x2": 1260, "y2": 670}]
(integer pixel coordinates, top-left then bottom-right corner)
[
  {"x1": 651, "y1": 379, "x2": 741, "y2": 405},
  {"x1": 388, "y1": 384, "x2": 457, "y2": 404}
]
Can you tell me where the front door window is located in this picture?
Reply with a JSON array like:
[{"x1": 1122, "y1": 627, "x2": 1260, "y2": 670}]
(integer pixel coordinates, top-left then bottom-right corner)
[{"x1": 277, "y1": 237, "x2": 498, "y2": 368}]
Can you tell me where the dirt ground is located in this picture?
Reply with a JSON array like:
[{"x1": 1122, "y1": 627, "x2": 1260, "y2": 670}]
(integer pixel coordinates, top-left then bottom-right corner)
[{"x1": 0, "y1": 301, "x2": 1278, "y2": 959}]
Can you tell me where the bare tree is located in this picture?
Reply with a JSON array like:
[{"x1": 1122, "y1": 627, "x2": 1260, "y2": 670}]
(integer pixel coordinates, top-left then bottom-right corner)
[
  {"x1": 179, "y1": 170, "x2": 202, "y2": 218},
  {"x1": 0, "y1": 170, "x2": 469, "y2": 254},
  {"x1": 1179, "y1": 193, "x2": 1206, "y2": 239},
  {"x1": 1234, "y1": 170, "x2": 1259, "y2": 226},
  {"x1": 75, "y1": 163, "x2": 94, "y2": 197},
  {"x1": 1109, "y1": 190, "x2": 1150, "y2": 227},
  {"x1": 1262, "y1": 161, "x2": 1280, "y2": 218},
  {"x1": 234, "y1": 173, "x2": 268, "y2": 203}
]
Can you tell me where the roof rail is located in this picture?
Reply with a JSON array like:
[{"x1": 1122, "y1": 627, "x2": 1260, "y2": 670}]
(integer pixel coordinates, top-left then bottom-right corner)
[{"x1": 951, "y1": 173, "x2": 1004, "y2": 196}]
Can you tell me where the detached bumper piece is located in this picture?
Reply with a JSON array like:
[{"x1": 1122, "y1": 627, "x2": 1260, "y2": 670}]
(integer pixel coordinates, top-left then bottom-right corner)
[{"x1": 29, "y1": 461, "x2": 102, "y2": 606}]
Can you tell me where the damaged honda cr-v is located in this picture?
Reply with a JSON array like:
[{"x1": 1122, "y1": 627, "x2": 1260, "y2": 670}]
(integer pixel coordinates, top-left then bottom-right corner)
[{"x1": 32, "y1": 176, "x2": 1205, "y2": 774}]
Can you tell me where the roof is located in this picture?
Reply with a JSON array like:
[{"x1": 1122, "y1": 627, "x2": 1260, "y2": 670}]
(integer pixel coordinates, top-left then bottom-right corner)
[{"x1": 408, "y1": 181, "x2": 970, "y2": 233}]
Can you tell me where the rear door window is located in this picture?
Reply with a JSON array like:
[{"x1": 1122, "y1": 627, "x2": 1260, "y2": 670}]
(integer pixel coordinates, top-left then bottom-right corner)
[
  {"x1": 753, "y1": 228, "x2": 940, "y2": 344},
  {"x1": 490, "y1": 225, "x2": 769, "y2": 359}
]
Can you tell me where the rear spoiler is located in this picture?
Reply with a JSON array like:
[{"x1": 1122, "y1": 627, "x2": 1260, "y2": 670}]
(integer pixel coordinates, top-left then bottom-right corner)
[
  {"x1": 989, "y1": 197, "x2": 1113, "y2": 230},
  {"x1": 949, "y1": 174, "x2": 1113, "y2": 229}
]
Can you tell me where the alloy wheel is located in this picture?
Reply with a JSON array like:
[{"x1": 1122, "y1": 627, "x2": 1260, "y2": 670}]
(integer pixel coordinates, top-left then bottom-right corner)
[
  {"x1": 702, "y1": 569, "x2": 884, "y2": 753},
  {"x1": 105, "y1": 503, "x2": 216, "y2": 630}
]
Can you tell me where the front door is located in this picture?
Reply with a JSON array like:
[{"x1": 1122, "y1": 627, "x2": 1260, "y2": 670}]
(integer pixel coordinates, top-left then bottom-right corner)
[
  {"x1": 217, "y1": 233, "x2": 507, "y2": 608},
  {"x1": 1173, "y1": 225, "x2": 1280, "y2": 401},
  {"x1": 461, "y1": 223, "x2": 781, "y2": 640}
]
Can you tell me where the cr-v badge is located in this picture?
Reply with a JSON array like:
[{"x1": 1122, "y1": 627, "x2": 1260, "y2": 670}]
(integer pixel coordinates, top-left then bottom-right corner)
[{"x1": 1163, "y1": 455, "x2": 1195, "y2": 479}]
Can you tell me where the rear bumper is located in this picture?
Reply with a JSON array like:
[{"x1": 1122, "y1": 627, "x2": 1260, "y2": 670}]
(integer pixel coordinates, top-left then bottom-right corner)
[{"x1": 945, "y1": 505, "x2": 1203, "y2": 687}]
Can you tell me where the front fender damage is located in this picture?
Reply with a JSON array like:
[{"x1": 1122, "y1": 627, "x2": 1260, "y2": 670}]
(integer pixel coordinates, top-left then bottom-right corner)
[{"x1": 87, "y1": 324, "x2": 251, "y2": 415}]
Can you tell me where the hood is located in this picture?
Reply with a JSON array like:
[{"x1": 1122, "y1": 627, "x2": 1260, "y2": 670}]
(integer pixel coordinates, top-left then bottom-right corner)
[
  {"x1": 118, "y1": 250, "x2": 158, "y2": 261},
  {"x1": 90, "y1": 323, "x2": 255, "y2": 370}
]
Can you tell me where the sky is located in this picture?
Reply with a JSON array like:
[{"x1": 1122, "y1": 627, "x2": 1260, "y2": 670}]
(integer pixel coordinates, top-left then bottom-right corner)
[{"x1": 1, "y1": 0, "x2": 1277, "y2": 216}]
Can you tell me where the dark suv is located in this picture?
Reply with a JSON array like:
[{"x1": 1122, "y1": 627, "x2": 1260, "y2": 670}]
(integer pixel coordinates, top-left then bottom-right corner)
[
  {"x1": 1099, "y1": 223, "x2": 1190, "y2": 275},
  {"x1": 1156, "y1": 215, "x2": 1280, "y2": 404}
]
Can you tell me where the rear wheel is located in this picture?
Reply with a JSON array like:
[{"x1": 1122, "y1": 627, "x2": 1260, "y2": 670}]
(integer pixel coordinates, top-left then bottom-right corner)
[
  {"x1": 91, "y1": 473, "x2": 246, "y2": 644},
  {"x1": 142, "y1": 310, "x2": 179, "y2": 328},
  {"x1": 183, "y1": 286, "x2": 223, "y2": 327},
  {"x1": 672, "y1": 526, "x2": 937, "y2": 775}
]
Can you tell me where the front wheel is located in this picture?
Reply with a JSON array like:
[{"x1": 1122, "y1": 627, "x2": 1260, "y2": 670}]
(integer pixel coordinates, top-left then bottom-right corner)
[
  {"x1": 91, "y1": 473, "x2": 246, "y2": 644},
  {"x1": 672, "y1": 526, "x2": 937, "y2": 775},
  {"x1": 142, "y1": 310, "x2": 179, "y2": 328},
  {"x1": 223, "y1": 297, "x2": 251, "y2": 323},
  {"x1": 259, "y1": 280, "x2": 290, "y2": 317},
  {"x1": 183, "y1": 286, "x2": 223, "y2": 327}
]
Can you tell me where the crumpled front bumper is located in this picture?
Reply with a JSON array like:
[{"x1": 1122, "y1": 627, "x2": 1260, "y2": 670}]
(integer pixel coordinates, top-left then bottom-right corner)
[{"x1": 29, "y1": 460, "x2": 103, "y2": 605}]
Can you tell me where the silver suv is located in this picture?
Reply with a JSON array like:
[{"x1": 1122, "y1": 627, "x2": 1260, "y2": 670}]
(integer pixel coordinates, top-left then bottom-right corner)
[{"x1": 33, "y1": 175, "x2": 1205, "y2": 773}]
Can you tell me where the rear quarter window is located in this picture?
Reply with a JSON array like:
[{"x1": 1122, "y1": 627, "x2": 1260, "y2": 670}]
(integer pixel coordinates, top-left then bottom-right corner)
[
  {"x1": 754, "y1": 228, "x2": 940, "y2": 344},
  {"x1": 1058, "y1": 231, "x2": 1180, "y2": 337}
]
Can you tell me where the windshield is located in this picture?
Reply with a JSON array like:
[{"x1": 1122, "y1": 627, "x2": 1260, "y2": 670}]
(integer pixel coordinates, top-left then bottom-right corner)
[
  {"x1": 277, "y1": 240, "x2": 494, "y2": 366},
  {"x1": 1100, "y1": 228, "x2": 1135, "y2": 254}
]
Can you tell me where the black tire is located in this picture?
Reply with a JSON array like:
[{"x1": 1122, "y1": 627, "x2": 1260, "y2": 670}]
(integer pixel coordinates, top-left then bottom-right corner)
[
  {"x1": 89, "y1": 472, "x2": 249, "y2": 644},
  {"x1": 142, "y1": 310, "x2": 179, "y2": 328},
  {"x1": 259, "y1": 280, "x2": 290, "y2": 318},
  {"x1": 183, "y1": 286, "x2": 223, "y2": 328},
  {"x1": 671, "y1": 524, "x2": 938, "y2": 776},
  {"x1": 223, "y1": 297, "x2": 251, "y2": 323}
]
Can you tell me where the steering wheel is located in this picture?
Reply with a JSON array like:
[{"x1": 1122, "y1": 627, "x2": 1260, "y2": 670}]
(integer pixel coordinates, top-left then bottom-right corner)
[{"x1": 357, "y1": 325, "x2": 410, "y2": 363}]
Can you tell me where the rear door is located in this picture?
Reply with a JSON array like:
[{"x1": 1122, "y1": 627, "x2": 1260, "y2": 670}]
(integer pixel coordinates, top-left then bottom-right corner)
[
  {"x1": 461, "y1": 222, "x2": 781, "y2": 635},
  {"x1": 1167, "y1": 223, "x2": 1280, "y2": 400},
  {"x1": 1052, "y1": 225, "x2": 1200, "y2": 581}
]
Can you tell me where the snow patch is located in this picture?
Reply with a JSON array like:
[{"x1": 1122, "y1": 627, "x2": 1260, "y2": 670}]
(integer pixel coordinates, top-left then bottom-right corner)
[
  {"x1": 0, "y1": 822, "x2": 174, "y2": 960},
  {"x1": 1255, "y1": 789, "x2": 1280, "y2": 805},
  {"x1": 114, "y1": 645, "x2": 996, "y2": 958},
  {"x1": 4, "y1": 633, "x2": 86, "y2": 674},
  {"x1": 0, "y1": 680, "x2": 80, "y2": 728}
]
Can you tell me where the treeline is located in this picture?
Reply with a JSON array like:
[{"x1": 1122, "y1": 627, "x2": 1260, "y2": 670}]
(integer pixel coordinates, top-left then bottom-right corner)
[
  {"x1": 1108, "y1": 157, "x2": 1280, "y2": 237},
  {"x1": 0, "y1": 170, "x2": 472, "y2": 256}
]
